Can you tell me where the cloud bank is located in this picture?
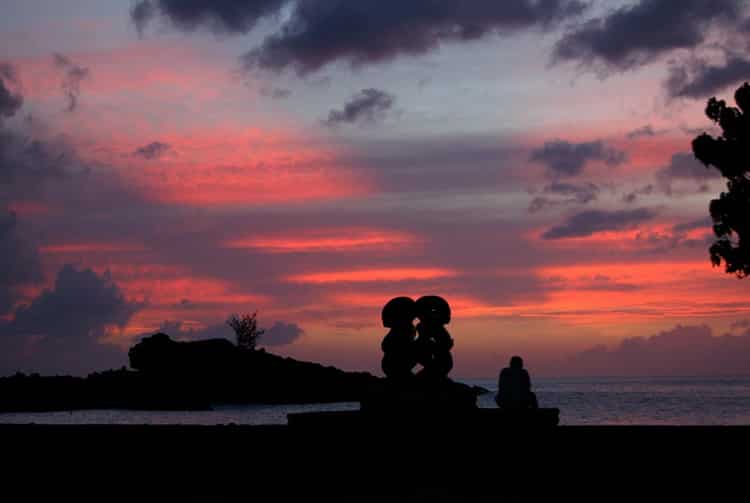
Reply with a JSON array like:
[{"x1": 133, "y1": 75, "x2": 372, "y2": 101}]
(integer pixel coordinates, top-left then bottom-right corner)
[
  {"x1": 564, "y1": 324, "x2": 750, "y2": 377},
  {"x1": 133, "y1": 0, "x2": 588, "y2": 74},
  {"x1": 543, "y1": 208, "x2": 657, "y2": 239},
  {"x1": 553, "y1": 0, "x2": 750, "y2": 98},
  {"x1": 553, "y1": 0, "x2": 741, "y2": 71},
  {"x1": 530, "y1": 140, "x2": 626, "y2": 177},
  {"x1": 0, "y1": 266, "x2": 143, "y2": 375}
]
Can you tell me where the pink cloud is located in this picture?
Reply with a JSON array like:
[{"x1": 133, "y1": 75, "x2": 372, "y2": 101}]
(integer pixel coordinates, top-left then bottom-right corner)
[{"x1": 223, "y1": 228, "x2": 420, "y2": 253}]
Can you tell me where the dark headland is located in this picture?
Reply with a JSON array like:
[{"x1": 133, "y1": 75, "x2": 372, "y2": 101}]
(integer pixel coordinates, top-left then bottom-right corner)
[{"x1": 0, "y1": 332, "x2": 386, "y2": 412}]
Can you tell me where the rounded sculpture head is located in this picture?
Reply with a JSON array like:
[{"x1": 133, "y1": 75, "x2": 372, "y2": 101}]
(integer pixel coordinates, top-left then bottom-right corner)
[
  {"x1": 382, "y1": 296, "x2": 416, "y2": 328},
  {"x1": 735, "y1": 82, "x2": 750, "y2": 113},
  {"x1": 415, "y1": 296, "x2": 451, "y2": 325},
  {"x1": 510, "y1": 356, "x2": 523, "y2": 369}
]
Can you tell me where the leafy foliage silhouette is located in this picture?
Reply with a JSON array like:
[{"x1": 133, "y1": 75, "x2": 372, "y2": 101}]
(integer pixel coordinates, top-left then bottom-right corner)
[
  {"x1": 692, "y1": 82, "x2": 750, "y2": 277},
  {"x1": 227, "y1": 312, "x2": 264, "y2": 350}
]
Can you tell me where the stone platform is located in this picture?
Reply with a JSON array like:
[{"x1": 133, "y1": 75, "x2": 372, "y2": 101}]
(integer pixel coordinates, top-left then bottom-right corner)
[{"x1": 287, "y1": 407, "x2": 561, "y2": 430}]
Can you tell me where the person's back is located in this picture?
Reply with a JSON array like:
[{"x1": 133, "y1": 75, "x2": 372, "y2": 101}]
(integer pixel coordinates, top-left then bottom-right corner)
[{"x1": 495, "y1": 356, "x2": 538, "y2": 409}]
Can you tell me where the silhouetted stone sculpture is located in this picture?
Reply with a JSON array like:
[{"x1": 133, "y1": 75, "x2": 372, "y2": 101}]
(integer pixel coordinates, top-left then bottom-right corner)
[
  {"x1": 363, "y1": 295, "x2": 476, "y2": 413},
  {"x1": 495, "y1": 356, "x2": 539, "y2": 410},
  {"x1": 415, "y1": 295, "x2": 454, "y2": 381},
  {"x1": 380, "y1": 297, "x2": 418, "y2": 381}
]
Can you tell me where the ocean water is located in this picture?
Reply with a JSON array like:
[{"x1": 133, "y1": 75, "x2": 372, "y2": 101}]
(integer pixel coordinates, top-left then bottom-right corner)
[
  {"x1": 1, "y1": 377, "x2": 749, "y2": 426},
  {"x1": 479, "y1": 376, "x2": 750, "y2": 426}
]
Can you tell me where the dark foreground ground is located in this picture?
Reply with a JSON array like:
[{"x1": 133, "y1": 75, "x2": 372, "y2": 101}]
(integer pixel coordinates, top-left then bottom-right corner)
[{"x1": 2, "y1": 420, "x2": 748, "y2": 502}]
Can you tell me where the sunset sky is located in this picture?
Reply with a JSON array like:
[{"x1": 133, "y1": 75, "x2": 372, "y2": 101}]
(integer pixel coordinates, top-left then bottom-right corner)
[{"x1": 2, "y1": 0, "x2": 750, "y2": 378}]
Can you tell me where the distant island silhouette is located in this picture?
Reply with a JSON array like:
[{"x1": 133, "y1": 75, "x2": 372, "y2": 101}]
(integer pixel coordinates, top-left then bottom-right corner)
[{"x1": 0, "y1": 331, "x2": 383, "y2": 412}]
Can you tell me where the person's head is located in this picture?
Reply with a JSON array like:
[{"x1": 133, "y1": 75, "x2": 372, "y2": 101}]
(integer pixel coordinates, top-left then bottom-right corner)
[{"x1": 510, "y1": 356, "x2": 523, "y2": 369}]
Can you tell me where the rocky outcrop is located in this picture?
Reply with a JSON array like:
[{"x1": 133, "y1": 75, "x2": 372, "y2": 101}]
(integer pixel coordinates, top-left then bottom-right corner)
[{"x1": 0, "y1": 333, "x2": 382, "y2": 412}]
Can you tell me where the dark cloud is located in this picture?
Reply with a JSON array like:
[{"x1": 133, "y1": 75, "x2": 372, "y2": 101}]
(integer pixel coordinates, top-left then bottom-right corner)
[
  {"x1": 6, "y1": 265, "x2": 141, "y2": 339},
  {"x1": 681, "y1": 125, "x2": 714, "y2": 137},
  {"x1": 0, "y1": 265, "x2": 143, "y2": 375},
  {"x1": 656, "y1": 152, "x2": 721, "y2": 194},
  {"x1": 323, "y1": 88, "x2": 395, "y2": 128},
  {"x1": 529, "y1": 182, "x2": 600, "y2": 213},
  {"x1": 0, "y1": 73, "x2": 89, "y2": 321},
  {"x1": 0, "y1": 64, "x2": 23, "y2": 120},
  {"x1": 53, "y1": 53, "x2": 90, "y2": 112},
  {"x1": 553, "y1": 0, "x2": 742, "y2": 71},
  {"x1": 634, "y1": 218, "x2": 713, "y2": 252},
  {"x1": 133, "y1": 141, "x2": 171, "y2": 160},
  {"x1": 0, "y1": 129, "x2": 71, "y2": 192},
  {"x1": 0, "y1": 68, "x2": 82, "y2": 215},
  {"x1": 564, "y1": 325, "x2": 750, "y2": 377},
  {"x1": 622, "y1": 184, "x2": 654, "y2": 204},
  {"x1": 672, "y1": 217, "x2": 713, "y2": 234},
  {"x1": 666, "y1": 57, "x2": 750, "y2": 99},
  {"x1": 0, "y1": 64, "x2": 16, "y2": 81},
  {"x1": 132, "y1": 0, "x2": 288, "y2": 35},
  {"x1": 659, "y1": 152, "x2": 721, "y2": 180},
  {"x1": 528, "y1": 197, "x2": 555, "y2": 213},
  {"x1": 544, "y1": 182, "x2": 600, "y2": 202},
  {"x1": 245, "y1": 0, "x2": 587, "y2": 74},
  {"x1": 731, "y1": 319, "x2": 750, "y2": 331},
  {"x1": 543, "y1": 208, "x2": 657, "y2": 240},
  {"x1": 131, "y1": 0, "x2": 157, "y2": 35},
  {"x1": 530, "y1": 140, "x2": 626, "y2": 177},
  {"x1": 0, "y1": 212, "x2": 43, "y2": 316},
  {"x1": 131, "y1": 0, "x2": 588, "y2": 75},
  {"x1": 262, "y1": 321, "x2": 305, "y2": 347},
  {"x1": 626, "y1": 125, "x2": 656, "y2": 140},
  {"x1": 528, "y1": 197, "x2": 548, "y2": 213}
]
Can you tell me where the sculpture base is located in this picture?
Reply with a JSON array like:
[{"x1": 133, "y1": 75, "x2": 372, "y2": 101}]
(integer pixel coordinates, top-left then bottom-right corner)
[{"x1": 360, "y1": 377, "x2": 478, "y2": 413}]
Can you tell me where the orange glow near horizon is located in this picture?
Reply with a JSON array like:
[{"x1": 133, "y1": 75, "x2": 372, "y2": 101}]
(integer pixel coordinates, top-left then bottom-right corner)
[
  {"x1": 142, "y1": 168, "x2": 368, "y2": 206},
  {"x1": 87, "y1": 129, "x2": 377, "y2": 207},
  {"x1": 118, "y1": 276, "x2": 269, "y2": 307},
  {"x1": 529, "y1": 260, "x2": 750, "y2": 323},
  {"x1": 287, "y1": 268, "x2": 459, "y2": 284},
  {"x1": 223, "y1": 228, "x2": 420, "y2": 253}
]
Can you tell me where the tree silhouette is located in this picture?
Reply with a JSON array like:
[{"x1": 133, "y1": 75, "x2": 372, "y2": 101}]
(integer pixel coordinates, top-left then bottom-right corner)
[
  {"x1": 692, "y1": 82, "x2": 750, "y2": 277},
  {"x1": 227, "y1": 312, "x2": 264, "y2": 350}
]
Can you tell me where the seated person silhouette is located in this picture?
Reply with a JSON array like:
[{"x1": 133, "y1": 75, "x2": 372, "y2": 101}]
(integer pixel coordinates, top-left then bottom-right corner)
[
  {"x1": 380, "y1": 297, "x2": 418, "y2": 381},
  {"x1": 495, "y1": 356, "x2": 538, "y2": 410}
]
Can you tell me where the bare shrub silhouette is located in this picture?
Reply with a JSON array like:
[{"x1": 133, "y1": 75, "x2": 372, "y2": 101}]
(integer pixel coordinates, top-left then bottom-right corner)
[{"x1": 227, "y1": 312, "x2": 264, "y2": 350}]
